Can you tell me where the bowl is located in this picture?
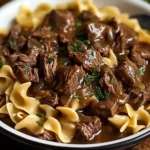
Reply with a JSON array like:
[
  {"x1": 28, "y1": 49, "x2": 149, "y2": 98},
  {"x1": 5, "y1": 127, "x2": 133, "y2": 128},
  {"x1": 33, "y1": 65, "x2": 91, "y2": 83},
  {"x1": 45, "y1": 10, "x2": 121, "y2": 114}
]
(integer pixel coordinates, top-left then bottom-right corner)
[{"x1": 0, "y1": 0, "x2": 150, "y2": 149}]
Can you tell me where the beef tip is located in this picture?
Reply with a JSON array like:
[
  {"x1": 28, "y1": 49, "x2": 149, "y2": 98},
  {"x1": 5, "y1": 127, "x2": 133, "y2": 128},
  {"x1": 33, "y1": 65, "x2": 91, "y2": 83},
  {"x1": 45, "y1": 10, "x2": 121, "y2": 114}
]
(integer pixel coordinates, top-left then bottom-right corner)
[
  {"x1": 87, "y1": 23, "x2": 115, "y2": 56},
  {"x1": 49, "y1": 10, "x2": 75, "y2": 43},
  {"x1": 116, "y1": 59, "x2": 141, "y2": 88},
  {"x1": 8, "y1": 52, "x2": 20, "y2": 63},
  {"x1": 0, "y1": 45, "x2": 10, "y2": 57},
  {"x1": 40, "y1": 53, "x2": 57, "y2": 84},
  {"x1": 32, "y1": 27, "x2": 58, "y2": 52},
  {"x1": 90, "y1": 100, "x2": 119, "y2": 118},
  {"x1": 75, "y1": 113, "x2": 101, "y2": 141},
  {"x1": 55, "y1": 65, "x2": 85, "y2": 95},
  {"x1": 37, "y1": 130, "x2": 55, "y2": 141},
  {"x1": 68, "y1": 40, "x2": 103, "y2": 72},
  {"x1": 36, "y1": 90, "x2": 58, "y2": 107},
  {"x1": 128, "y1": 88, "x2": 149, "y2": 110},
  {"x1": 130, "y1": 44, "x2": 146, "y2": 68},
  {"x1": 8, "y1": 35, "x2": 26, "y2": 51},
  {"x1": 16, "y1": 65, "x2": 39, "y2": 83},
  {"x1": 99, "y1": 67, "x2": 123, "y2": 95},
  {"x1": 115, "y1": 23, "x2": 138, "y2": 55},
  {"x1": 80, "y1": 10, "x2": 100, "y2": 23}
]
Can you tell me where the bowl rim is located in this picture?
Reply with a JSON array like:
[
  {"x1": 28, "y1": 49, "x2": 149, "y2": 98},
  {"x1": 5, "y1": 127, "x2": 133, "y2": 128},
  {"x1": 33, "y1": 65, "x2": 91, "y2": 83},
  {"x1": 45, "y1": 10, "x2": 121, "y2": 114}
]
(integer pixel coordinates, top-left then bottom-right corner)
[{"x1": 0, "y1": 0, "x2": 150, "y2": 148}]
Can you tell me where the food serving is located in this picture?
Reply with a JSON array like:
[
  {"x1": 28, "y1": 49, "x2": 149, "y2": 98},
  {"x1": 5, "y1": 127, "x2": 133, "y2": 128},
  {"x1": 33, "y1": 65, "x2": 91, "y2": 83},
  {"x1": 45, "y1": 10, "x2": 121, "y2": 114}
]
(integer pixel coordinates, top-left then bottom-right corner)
[{"x1": 0, "y1": 0, "x2": 150, "y2": 144}]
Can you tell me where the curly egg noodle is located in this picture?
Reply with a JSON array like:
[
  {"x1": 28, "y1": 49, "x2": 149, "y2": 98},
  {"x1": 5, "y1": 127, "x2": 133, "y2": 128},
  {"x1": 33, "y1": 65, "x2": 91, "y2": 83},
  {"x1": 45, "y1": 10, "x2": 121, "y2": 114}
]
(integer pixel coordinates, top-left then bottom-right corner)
[{"x1": 0, "y1": 0, "x2": 150, "y2": 143}]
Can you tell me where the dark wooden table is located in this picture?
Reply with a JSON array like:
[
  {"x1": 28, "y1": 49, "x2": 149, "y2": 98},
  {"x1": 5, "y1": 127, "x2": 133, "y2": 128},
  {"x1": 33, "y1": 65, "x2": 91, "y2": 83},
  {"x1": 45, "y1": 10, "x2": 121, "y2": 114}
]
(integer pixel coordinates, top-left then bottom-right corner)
[{"x1": 0, "y1": 0, "x2": 150, "y2": 150}]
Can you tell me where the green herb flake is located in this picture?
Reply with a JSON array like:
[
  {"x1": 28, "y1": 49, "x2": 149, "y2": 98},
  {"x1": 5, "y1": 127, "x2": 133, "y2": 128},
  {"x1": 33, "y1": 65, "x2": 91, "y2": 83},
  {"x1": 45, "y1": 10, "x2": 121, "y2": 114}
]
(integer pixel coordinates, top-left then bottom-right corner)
[
  {"x1": 104, "y1": 92, "x2": 110, "y2": 100},
  {"x1": 95, "y1": 87, "x2": 110, "y2": 100},
  {"x1": 47, "y1": 56, "x2": 56, "y2": 64},
  {"x1": 36, "y1": 121, "x2": 43, "y2": 127},
  {"x1": 140, "y1": 70, "x2": 144, "y2": 76},
  {"x1": 78, "y1": 76, "x2": 82, "y2": 82},
  {"x1": 83, "y1": 40, "x2": 90, "y2": 45},
  {"x1": 144, "y1": 0, "x2": 150, "y2": 3},
  {"x1": 73, "y1": 95, "x2": 81, "y2": 99},
  {"x1": 24, "y1": 65, "x2": 29, "y2": 72},
  {"x1": 0, "y1": 60, "x2": 3, "y2": 69},
  {"x1": 76, "y1": 20, "x2": 82, "y2": 27},
  {"x1": 89, "y1": 49, "x2": 95, "y2": 62},
  {"x1": 36, "y1": 113, "x2": 47, "y2": 122},
  {"x1": 70, "y1": 40, "x2": 82, "y2": 52},
  {"x1": 9, "y1": 41, "x2": 16, "y2": 46},
  {"x1": 50, "y1": 25, "x2": 54, "y2": 31}
]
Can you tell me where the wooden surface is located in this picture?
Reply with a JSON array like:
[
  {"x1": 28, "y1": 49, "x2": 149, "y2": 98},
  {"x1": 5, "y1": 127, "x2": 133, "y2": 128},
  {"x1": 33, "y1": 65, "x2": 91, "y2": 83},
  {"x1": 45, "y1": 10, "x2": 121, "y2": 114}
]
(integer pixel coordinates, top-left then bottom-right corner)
[{"x1": 0, "y1": 0, "x2": 150, "y2": 150}]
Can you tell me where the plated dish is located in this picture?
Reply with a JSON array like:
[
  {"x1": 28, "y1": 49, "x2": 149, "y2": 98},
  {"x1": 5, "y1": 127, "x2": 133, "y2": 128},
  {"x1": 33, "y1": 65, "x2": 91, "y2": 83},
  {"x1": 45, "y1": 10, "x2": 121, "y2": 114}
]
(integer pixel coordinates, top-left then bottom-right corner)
[{"x1": 0, "y1": 0, "x2": 150, "y2": 147}]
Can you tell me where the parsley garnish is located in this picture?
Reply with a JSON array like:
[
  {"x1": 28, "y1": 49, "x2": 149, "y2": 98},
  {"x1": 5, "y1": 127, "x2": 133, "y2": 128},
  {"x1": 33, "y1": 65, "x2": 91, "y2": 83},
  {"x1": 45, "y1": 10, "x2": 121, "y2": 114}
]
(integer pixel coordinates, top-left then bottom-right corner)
[
  {"x1": 50, "y1": 25, "x2": 54, "y2": 31},
  {"x1": 89, "y1": 49, "x2": 95, "y2": 62},
  {"x1": 9, "y1": 41, "x2": 16, "y2": 46},
  {"x1": 70, "y1": 40, "x2": 82, "y2": 52},
  {"x1": 36, "y1": 121, "x2": 43, "y2": 127},
  {"x1": 36, "y1": 113, "x2": 47, "y2": 122},
  {"x1": 144, "y1": 0, "x2": 150, "y2": 3},
  {"x1": 140, "y1": 70, "x2": 144, "y2": 76},
  {"x1": 95, "y1": 87, "x2": 110, "y2": 100},
  {"x1": 83, "y1": 40, "x2": 90, "y2": 45},
  {"x1": 73, "y1": 95, "x2": 81, "y2": 99},
  {"x1": 46, "y1": 56, "x2": 55, "y2": 64},
  {"x1": 0, "y1": 60, "x2": 3, "y2": 69},
  {"x1": 24, "y1": 65, "x2": 29, "y2": 72},
  {"x1": 78, "y1": 76, "x2": 82, "y2": 82},
  {"x1": 76, "y1": 20, "x2": 82, "y2": 27}
]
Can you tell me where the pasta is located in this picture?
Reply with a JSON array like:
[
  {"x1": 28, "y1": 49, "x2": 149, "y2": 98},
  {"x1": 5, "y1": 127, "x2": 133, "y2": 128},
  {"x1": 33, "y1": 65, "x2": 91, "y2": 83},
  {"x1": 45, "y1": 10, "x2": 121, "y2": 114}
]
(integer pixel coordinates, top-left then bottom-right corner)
[{"x1": 108, "y1": 104, "x2": 150, "y2": 133}]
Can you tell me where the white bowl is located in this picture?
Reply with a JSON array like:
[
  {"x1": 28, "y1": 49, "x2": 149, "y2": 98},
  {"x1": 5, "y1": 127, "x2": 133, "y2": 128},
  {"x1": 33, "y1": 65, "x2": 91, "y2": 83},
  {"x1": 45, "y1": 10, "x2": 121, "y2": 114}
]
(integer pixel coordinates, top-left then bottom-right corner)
[{"x1": 0, "y1": 0, "x2": 150, "y2": 149}]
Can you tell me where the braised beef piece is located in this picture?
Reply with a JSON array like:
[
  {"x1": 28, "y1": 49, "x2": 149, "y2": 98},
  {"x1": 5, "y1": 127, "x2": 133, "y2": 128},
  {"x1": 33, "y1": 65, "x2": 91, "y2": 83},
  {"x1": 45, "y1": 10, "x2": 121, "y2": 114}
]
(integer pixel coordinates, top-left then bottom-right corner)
[
  {"x1": 87, "y1": 23, "x2": 115, "y2": 56},
  {"x1": 114, "y1": 23, "x2": 138, "y2": 55},
  {"x1": 49, "y1": 10, "x2": 75, "y2": 43},
  {"x1": 80, "y1": 10, "x2": 100, "y2": 23},
  {"x1": 0, "y1": 45, "x2": 9, "y2": 57},
  {"x1": 116, "y1": 58, "x2": 141, "y2": 88},
  {"x1": 90, "y1": 100, "x2": 119, "y2": 118},
  {"x1": 37, "y1": 130, "x2": 55, "y2": 141},
  {"x1": 130, "y1": 44, "x2": 146, "y2": 68},
  {"x1": 75, "y1": 113, "x2": 101, "y2": 141},
  {"x1": 8, "y1": 52, "x2": 20, "y2": 63},
  {"x1": 128, "y1": 88, "x2": 149, "y2": 110},
  {"x1": 36, "y1": 90, "x2": 58, "y2": 107},
  {"x1": 68, "y1": 40, "x2": 103, "y2": 72},
  {"x1": 40, "y1": 53, "x2": 57, "y2": 84},
  {"x1": 32, "y1": 27, "x2": 58, "y2": 53},
  {"x1": 16, "y1": 66, "x2": 39, "y2": 83},
  {"x1": 55, "y1": 65, "x2": 85, "y2": 95},
  {"x1": 99, "y1": 67, "x2": 122, "y2": 95}
]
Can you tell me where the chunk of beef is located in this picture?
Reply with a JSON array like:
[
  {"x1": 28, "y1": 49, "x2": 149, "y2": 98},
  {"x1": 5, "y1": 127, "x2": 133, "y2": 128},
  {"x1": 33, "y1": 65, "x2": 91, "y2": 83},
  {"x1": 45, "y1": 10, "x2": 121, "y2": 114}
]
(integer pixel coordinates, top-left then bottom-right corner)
[
  {"x1": 55, "y1": 65, "x2": 85, "y2": 95},
  {"x1": 68, "y1": 41, "x2": 103, "y2": 72},
  {"x1": 99, "y1": 67, "x2": 123, "y2": 95},
  {"x1": 8, "y1": 52, "x2": 20, "y2": 63},
  {"x1": 130, "y1": 44, "x2": 146, "y2": 68},
  {"x1": 37, "y1": 130, "x2": 55, "y2": 141},
  {"x1": 80, "y1": 10, "x2": 100, "y2": 23},
  {"x1": 40, "y1": 53, "x2": 57, "y2": 84},
  {"x1": 49, "y1": 10, "x2": 75, "y2": 43},
  {"x1": 90, "y1": 100, "x2": 119, "y2": 118},
  {"x1": 115, "y1": 23, "x2": 138, "y2": 55},
  {"x1": 32, "y1": 27, "x2": 58, "y2": 52},
  {"x1": 75, "y1": 113, "x2": 101, "y2": 141},
  {"x1": 0, "y1": 46, "x2": 10, "y2": 57},
  {"x1": 16, "y1": 66, "x2": 39, "y2": 83},
  {"x1": 128, "y1": 88, "x2": 149, "y2": 110},
  {"x1": 8, "y1": 35, "x2": 26, "y2": 51},
  {"x1": 116, "y1": 59, "x2": 141, "y2": 88},
  {"x1": 87, "y1": 23, "x2": 115, "y2": 56},
  {"x1": 36, "y1": 90, "x2": 58, "y2": 107}
]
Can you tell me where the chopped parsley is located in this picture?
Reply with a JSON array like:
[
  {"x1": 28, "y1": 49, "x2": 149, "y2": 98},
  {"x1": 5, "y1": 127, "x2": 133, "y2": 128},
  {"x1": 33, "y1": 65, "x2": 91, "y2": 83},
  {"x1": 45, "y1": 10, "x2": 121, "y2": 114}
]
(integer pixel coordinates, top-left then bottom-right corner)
[
  {"x1": 0, "y1": 60, "x2": 3, "y2": 69},
  {"x1": 9, "y1": 41, "x2": 16, "y2": 46},
  {"x1": 73, "y1": 95, "x2": 81, "y2": 99},
  {"x1": 70, "y1": 40, "x2": 82, "y2": 52},
  {"x1": 95, "y1": 87, "x2": 110, "y2": 100},
  {"x1": 78, "y1": 76, "x2": 82, "y2": 82},
  {"x1": 144, "y1": 0, "x2": 150, "y2": 3},
  {"x1": 76, "y1": 20, "x2": 82, "y2": 27},
  {"x1": 50, "y1": 25, "x2": 54, "y2": 31},
  {"x1": 36, "y1": 113, "x2": 47, "y2": 122},
  {"x1": 140, "y1": 70, "x2": 144, "y2": 76},
  {"x1": 36, "y1": 121, "x2": 43, "y2": 127},
  {"x1": 85, "y1": 70, "x2": 101, "y2": 86},
  {"x1": 83, "y1": 40, "x2": 90, "y2": 45},
  {"x1": 89, "y1": 49, "x2": 95, "y2": 62},
  {"x1": 24, "y1": 65, "x2": 29, "y2": 72},
  {"x1": 46, "y1": 56, "x2": 56, "y2": 64}
]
